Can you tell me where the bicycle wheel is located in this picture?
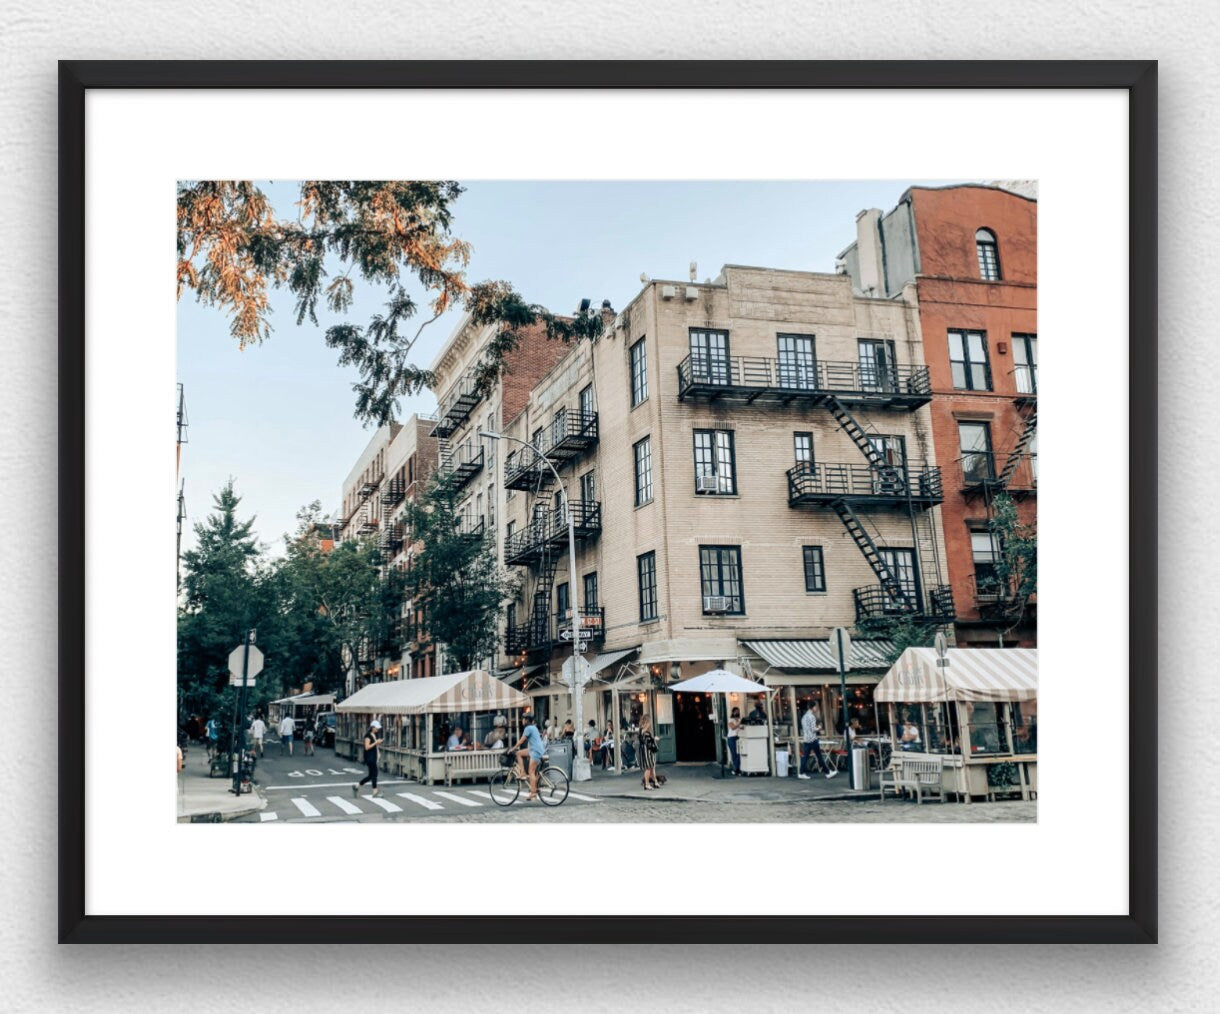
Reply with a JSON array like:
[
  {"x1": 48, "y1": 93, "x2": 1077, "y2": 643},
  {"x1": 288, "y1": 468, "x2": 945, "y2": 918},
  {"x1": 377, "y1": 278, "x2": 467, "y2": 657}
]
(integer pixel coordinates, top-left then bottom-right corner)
[
  {"x1": 489, "y1": 768, "x2": 519, "y2": 806},
  {"x1": 537, "y1": 766, "x2": 570, "y2": 806}
]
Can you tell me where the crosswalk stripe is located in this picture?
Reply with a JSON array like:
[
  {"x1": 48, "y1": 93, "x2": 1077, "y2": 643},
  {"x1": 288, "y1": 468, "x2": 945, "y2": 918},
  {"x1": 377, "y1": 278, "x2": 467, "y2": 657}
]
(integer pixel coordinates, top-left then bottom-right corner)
[
  {"x1": 327, "y1": 795, "x2": 363, "y2": 815},
  {"x1": 433, "y1": 791, "x2": 482, "y2": 807},
  {"x1": 564, "y1": 792, "x2": 600, "y2": 803},
  {"x1": 396, "y1": 792, "x2": 444, "y2": 811},
  {"x1": 259, "y1": 812, "x2": 278, "y2": 821},
  {"x1": 365, "y1": 795, "x2": 403, "y2": 813},
  {"x1": 468, "y1": 788, "x2": 517, "y2": 805},
  {"x1": 291, "y1": 798, "x2": 321, "y2": 817}
]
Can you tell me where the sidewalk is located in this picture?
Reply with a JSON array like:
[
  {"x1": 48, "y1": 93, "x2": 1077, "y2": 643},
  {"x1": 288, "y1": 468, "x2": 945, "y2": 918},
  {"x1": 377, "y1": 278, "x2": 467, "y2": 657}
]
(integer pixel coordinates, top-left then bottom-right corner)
[
  {"x1": 572, "y1": 759, "x2": 881, "y2": 804},
  {"x1": 177, "y1": 743, "x2": 267, "y2": 822}
]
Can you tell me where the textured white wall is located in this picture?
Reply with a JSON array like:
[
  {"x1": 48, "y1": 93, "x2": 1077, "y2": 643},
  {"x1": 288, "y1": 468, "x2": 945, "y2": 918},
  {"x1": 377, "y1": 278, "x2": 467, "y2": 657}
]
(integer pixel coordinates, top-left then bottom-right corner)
[{"x1": 2, "y1": 2, "x2": 1214, "y2": 1009}]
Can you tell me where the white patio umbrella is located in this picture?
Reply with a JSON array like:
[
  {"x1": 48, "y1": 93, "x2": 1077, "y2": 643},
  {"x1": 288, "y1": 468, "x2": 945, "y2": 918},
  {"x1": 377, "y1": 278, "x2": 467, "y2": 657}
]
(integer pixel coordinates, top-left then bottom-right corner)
[{"x1": 668, "y1": 669, "x2": 776, "y2": 776}]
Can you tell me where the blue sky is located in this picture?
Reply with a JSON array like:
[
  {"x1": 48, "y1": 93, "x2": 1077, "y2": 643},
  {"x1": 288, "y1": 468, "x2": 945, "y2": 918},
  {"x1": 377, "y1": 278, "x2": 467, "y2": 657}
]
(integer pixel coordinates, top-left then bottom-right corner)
[{"x1": 177, "y1": 179, "x2": 965, "y2": 552}]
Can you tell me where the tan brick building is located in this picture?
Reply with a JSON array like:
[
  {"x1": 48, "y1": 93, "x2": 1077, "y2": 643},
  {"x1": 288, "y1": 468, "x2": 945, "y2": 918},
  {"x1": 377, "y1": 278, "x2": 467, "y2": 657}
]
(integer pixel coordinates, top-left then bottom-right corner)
[{"x1": 497, "y1": 265, "x2": 953, "y2": 765}]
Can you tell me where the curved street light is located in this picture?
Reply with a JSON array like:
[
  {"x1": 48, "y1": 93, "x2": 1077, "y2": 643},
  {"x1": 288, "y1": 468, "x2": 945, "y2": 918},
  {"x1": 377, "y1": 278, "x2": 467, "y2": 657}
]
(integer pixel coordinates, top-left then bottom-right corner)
[{"x1": 479, "y1": 430, "x2": 591, "y2": 781}]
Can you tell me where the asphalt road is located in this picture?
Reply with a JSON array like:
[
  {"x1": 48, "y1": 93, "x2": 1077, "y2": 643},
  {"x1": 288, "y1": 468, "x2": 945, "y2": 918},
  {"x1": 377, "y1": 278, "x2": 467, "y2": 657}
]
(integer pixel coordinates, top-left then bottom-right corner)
[{"x1": 238, "y1": 746, "x2": 1035, "y2": 824}]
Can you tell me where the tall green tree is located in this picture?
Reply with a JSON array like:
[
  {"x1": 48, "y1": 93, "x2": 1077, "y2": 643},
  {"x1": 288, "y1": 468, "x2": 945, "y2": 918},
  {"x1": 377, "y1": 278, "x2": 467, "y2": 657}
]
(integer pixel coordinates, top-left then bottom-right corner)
[
  {"x1": 177, "y1": 480, "x2": 267, "y2": 729},
  {"x1": 402, "y1": 472, "x2": 515, "y2": 672},
  {"x1": 277, "y1": 502, "x2": 402, "y2": 692},
  {"x1": 988, "y1": 491, "x2": 1038, "y2": 640},
  {"x1": 177, "y1": 181, "x2": 604, "y2": 426}
]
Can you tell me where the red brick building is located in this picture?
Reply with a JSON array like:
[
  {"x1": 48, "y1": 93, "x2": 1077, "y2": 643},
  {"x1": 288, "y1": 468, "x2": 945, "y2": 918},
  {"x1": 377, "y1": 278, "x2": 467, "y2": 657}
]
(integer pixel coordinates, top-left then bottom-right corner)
[{"x1": 839, "y1": 184, "x2": 1037, "y2": 647}]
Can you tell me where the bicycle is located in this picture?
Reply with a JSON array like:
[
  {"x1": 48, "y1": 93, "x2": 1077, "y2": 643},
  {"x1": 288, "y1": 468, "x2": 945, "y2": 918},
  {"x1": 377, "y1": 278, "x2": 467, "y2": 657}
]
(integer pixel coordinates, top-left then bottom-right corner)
[{"x1": 490, "y1": 751, "x2": 569, "y2": 807}]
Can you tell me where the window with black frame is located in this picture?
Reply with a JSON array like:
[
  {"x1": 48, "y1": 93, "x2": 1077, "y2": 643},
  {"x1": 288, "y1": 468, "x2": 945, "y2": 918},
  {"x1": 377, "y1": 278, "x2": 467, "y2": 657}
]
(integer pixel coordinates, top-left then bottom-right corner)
[
  {"x1": 633, "y1": 436, "x2": 653, "y2": 506},
  {"x1": 637, "y1": 551, "x2": 658, "y2": 622},
  {"x1": 959, "y1": 700, "x2": 1007, "y2": 756},
  {"x1": 579, "y1": 383, "x2": 594, "y2": 424},
  {"x1": 580, "y1": 469, "x2": 596, "y2": 504},
  {"x1": 948, "y1": 329, "x2": 992, "y2": 390},
  {"x1": 802, "y1": 546, "x2": 825, "y2": 592},
  {"x1": 693, "y1": 429, "x2": 736, "y2": 494},
  {"x1": 689, "y1": 328, "x2": 730, "y2": 385},
  {"x1": 1012, "y1": 699, "x2": 1037, "y2": 754},
  {"x1": 777, "y1": 332, "x2": 816, "y2": 389},
  {"x1": 1013, "y1": 332, "x2": 1037, "y2": 394},
  {"x1": 958, "y1": 420, "x2": 995, "y2": 483},
  {"x1": 629, "y1": 337, "x2": 648, "y2": 406},
  {"x1": 971, "y1": 529, "x2": 1004, "y2": 599},
  {"x1": 976, "y1": 227, "x2": 1001, "y2": 280},
  {"x1": 583, "y1": 572, "x2": 598, "y2": 612},
  {"x1": 699, "y1": 545, "x2": 744, "y2": 614},
  {"x1": 858, "y1": 338, "x2": 897, "y2": 391}
]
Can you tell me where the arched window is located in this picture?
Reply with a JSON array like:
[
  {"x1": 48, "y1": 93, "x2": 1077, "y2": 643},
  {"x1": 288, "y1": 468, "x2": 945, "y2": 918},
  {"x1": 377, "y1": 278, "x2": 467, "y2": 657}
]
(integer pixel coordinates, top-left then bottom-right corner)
[{"x1": 976, "y1": 228, "x2": 1001, "y2": 280}]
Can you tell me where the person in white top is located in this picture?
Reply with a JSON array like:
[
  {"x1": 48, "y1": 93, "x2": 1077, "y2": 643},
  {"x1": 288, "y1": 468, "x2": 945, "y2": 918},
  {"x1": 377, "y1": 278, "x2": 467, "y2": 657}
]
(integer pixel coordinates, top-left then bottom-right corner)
[
  {"x1": 798, "y1": 705, "x2": 837, "y2": 779},
  {"x1": 249, "y1": 716, "x2": 266, "y2": 757},
  {"x1": 278, "y1": 714, "x2": 296, "y2": 756}
]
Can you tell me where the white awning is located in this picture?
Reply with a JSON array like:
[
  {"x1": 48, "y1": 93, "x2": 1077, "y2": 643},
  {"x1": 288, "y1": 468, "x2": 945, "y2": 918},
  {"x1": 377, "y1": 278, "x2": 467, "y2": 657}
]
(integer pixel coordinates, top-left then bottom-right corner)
[
  {"x1": 289, "y1": 693, "x2": 335, "y2": 707},
  {"x1": 589, "y1": 648, "x2": 638, "y2": 678},
  {"x1": 637, "y1": 637, "x2": 740, "y2": 664},
  {"x1": 497, "y1": 665, "x2": 543, "y2": 686},
  {"x1": 336, "y1": 670, "x2": 530, "y2": 715},
  {"x1": 270, "y1": 692, "x2": 313, "y2": 705},
  {"x1": 875, "y1": 648, "x2": 1038, "y2": 703},
  {"x1": 742, "y1": 639, "x2": 896, "y2": 671}
]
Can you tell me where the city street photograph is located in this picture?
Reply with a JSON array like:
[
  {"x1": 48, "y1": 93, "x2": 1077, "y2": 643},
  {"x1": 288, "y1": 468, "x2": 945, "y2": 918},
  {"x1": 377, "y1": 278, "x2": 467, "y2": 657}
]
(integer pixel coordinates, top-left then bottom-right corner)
[{"x1": 175, "y1": 179, "x2": 1038, "y2": 826}]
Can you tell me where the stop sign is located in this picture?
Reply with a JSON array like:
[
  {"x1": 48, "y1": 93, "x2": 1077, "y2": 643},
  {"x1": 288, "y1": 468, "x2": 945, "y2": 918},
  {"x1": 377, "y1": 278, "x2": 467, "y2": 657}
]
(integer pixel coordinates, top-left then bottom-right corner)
[{"x1": 228, "y1": 644, "x2": 264, "y2": 682}]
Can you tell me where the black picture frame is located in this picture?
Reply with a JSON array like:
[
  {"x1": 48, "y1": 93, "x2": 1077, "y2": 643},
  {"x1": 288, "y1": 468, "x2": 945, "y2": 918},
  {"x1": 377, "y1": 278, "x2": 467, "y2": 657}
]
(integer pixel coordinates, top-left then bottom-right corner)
[{"x1": 59, "y1": 59, "x2": 1157, "y2": 945}]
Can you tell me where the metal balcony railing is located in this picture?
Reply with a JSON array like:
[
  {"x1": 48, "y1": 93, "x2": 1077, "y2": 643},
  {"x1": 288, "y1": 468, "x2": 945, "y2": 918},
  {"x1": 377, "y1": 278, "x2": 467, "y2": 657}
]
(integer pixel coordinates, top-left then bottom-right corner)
[
  {"x1": 958, "y1": 451, "x2": 1037, "y2": 497},
  {"x1": 545, "y1": 411, "x2": 599, "y2": 462},
  {"x1": 457, "y1": 515, "x2": 486, "y2": 539},
  {"x1": 442, "y1": 446, "x2": 485, "y2": 491},
  {"x1": 853, "y1": 583, "x2": 955, "y2": 623},
  {"x1": 430, "y1": 369, "x2": 483, "y2": 439},
  {"x1": 503, "y1": 500, "x2": 602, "y2": 566},
  {"x1": 380, "y1": 477, "x2": 406, "y2": 507},
  {"x1": 787, "y1": 461, "x2": 943, "y2": 509},
  {"x1": 504, "y1": 449, "x2": 555, "y2": 491},
  {"x1": 676, "y1": 355, "x2": 931, "y2": 409}
]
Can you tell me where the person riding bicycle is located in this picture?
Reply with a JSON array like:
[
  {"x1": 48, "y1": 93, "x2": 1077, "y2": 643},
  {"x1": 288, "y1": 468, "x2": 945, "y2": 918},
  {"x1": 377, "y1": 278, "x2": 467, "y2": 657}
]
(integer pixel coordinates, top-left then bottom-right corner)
[{"x1": 513, "y1": 712, "x2": 547, "y2": 802}]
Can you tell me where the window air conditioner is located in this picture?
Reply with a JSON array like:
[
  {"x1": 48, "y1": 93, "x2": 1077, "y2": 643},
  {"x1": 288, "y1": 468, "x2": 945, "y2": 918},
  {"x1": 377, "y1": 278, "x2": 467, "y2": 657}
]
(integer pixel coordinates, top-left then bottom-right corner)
[
  {"x1": 661, "y1": 285, "x2": 677, "y2": 300},
  {"x1": 696, "y1": 474, "x2": 721, "y2": 494},
  {"x1": 684, "y1": 286, "x2": 699, "y2": 301},
  {"x1": 703, "y1": 595, "x2": 731, "y2": 613}
]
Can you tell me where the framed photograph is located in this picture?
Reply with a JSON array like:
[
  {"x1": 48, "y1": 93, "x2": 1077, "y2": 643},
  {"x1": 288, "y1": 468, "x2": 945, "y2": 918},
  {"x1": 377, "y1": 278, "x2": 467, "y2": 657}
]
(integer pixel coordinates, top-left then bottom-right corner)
[{"x1": 60, "y1": 60, "x2": 1156, "y2": 944}]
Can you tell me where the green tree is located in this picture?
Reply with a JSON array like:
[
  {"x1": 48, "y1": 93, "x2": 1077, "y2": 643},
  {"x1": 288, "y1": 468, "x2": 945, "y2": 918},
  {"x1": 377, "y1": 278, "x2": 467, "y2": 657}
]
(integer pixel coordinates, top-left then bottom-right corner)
[
  {"x1": 988, "y1": 491, "x2": 1037, "y2": 640},
  {"x1": 402, "y1": 471, "x2": 515, "y2": 672},
  {"x1": 177, "y1": 480, "x2": 268, "y2": 732},
  {"x1": 277, "y1": 502, "x2": 402, "y2": 691},
  {"x1": 177, "y1": 181, "x2": 604, "y2": 426},
  {"x1": 856, "y1": 614, "x2": 940, "y2": 666}
]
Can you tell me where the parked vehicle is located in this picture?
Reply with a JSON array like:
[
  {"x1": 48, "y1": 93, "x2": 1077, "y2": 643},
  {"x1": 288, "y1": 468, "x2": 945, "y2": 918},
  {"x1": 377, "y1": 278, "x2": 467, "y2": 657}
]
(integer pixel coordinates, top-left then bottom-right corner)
[{"x1": 314, "y1": 712, "x2": 337, "y2": 748}]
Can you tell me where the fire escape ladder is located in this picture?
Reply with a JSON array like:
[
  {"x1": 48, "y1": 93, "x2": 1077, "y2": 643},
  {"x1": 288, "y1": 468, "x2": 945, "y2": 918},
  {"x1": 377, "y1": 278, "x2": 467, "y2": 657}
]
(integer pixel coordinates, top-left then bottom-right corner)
[
  {"x1": 998, "y1": 410, "x2": 1038, "y2": 487},
  {"x1": 824, "y1": 394, "x2": 904, "y2": 488},
  {"x1": 832, "y1": 499, "x2": 911, "y2": 609},
  {"x1": 530, "y1": 546, "x2": 560, "y2": 649}
]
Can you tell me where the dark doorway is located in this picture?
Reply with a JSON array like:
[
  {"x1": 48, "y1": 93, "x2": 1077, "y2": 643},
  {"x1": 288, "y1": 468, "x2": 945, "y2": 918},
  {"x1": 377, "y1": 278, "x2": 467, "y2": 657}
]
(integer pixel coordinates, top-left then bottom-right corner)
[{"x1": 673, "y1": 692, "x2": 717, "y2": 762}]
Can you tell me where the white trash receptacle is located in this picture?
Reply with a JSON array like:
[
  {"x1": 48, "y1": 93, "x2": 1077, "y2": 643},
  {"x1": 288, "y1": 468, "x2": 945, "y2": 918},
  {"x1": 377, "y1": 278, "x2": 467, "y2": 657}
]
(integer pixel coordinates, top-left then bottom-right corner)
[{"x1": 775, "y1": 749, "x2": 790, "y2": 778}]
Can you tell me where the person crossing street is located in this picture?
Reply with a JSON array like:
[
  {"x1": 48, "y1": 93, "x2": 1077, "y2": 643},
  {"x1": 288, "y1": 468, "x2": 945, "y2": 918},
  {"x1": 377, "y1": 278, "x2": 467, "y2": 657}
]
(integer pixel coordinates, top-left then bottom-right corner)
[
  {"x1": 353, "y1": 720, "x2": 384, "y2": 797},
  {"x1": 278, "y1": 713, "x2": 296, "y2": 756}
]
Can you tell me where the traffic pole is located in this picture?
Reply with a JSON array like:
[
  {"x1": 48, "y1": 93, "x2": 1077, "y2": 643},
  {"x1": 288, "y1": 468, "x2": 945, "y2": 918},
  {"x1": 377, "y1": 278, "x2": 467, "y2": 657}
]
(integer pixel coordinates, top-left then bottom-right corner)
[
  {"x1": 232, "y1": 630, "x2": 252, "y2": 796},
  {"x1": 837, "y1": 627, "x2": 853, "y2": 789}
]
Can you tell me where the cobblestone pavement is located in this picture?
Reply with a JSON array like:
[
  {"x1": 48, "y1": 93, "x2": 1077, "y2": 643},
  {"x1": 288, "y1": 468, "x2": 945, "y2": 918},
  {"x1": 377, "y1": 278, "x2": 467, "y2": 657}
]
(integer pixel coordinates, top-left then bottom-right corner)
[{"x1": 390, "y1": 797, "x2": 1035, "y2": 823}]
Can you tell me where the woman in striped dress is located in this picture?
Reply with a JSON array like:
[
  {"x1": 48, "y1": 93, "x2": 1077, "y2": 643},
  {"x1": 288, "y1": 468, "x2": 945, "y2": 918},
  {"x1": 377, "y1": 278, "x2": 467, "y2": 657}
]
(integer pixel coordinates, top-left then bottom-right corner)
[{"x1": 638, "y1": 715, "x2": 660, "y2": 790}]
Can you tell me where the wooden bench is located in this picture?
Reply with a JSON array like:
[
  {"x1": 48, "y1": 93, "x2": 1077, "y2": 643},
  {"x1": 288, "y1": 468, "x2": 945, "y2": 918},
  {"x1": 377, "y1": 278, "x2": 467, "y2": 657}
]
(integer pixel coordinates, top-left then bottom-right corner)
[
  {"x1": 442, "y1": 749, "x2": 506, "y2": 786},
  {"x1": 880, "y1": 756, "x2": 945, "y2": 804}
]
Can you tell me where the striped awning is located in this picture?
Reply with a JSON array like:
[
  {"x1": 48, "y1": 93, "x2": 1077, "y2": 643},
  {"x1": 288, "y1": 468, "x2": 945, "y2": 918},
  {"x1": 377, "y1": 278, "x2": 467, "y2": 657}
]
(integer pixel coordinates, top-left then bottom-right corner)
[
  {"x1": 336, "y1": 670, "x2": 529, "y2": 716},
  {"x1": 497, "y1": 665, "x2": 543, "y2": 686},
  {"x1": 742, "y1": 639, "x2": 896, "y2": 672},
  {"x1": 875, "y1": 648, "x2": 1038, "y2": 703}
]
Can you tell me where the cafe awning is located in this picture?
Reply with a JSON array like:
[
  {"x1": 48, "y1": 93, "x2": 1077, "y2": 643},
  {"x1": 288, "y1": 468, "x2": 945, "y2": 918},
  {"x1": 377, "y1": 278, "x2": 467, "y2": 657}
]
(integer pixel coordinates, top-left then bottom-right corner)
[
  {"x1": 588, "y1": 647, "x2": 638, "y2": 678},
  {"x1": 875, "y1": 648, "x2": 1038, "y2": 703},
  {"x1": 335, "y1": 670, "x2": 529, "y2": 716},
  {"x1": 289, "y1": 693, "x2": 335, "y2": 707},
  {"x1": 497, "y1": 665, "x2": 543, "y2": 686},
  {"x1": 742, "y1": 638, "x2": 896, "y2": 672}
]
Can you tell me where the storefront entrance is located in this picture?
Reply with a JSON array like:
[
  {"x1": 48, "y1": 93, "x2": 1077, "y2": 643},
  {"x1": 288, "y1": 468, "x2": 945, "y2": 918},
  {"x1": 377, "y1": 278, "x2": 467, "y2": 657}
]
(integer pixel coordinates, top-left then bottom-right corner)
[{"x1": 673, "y1": 691, "x2": 717, "y2": 762}]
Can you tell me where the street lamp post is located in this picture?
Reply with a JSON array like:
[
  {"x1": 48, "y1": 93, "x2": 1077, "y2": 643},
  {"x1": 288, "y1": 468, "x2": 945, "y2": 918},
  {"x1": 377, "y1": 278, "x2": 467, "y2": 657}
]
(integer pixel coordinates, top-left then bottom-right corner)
[{"x1": 479, "y1": 430, "x2": 591, "y2": 782}]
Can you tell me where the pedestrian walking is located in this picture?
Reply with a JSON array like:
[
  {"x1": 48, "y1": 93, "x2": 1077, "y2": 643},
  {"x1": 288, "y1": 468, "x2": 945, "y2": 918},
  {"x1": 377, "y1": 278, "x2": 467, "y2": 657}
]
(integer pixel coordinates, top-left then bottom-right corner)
[
  {"x1": 204, "y1": 716, "x2": 220, "y2": 760},
  {"x1": 798, "y1": 703, "x2": 836, "y2": 779},
  {"x1": 354, "y1": 720, "x2": 383, "y2": 797},
  {"x1": 303, "y1": 724, "x2": 315, "y2": 756},
  {"x1": 726, "y1": 706, "x2": 742, "y2": 775},
  {"x1": 278, "y1": 714, "x2": 296, "y2": 756},
  {"x1": 638, "y1": 715, "x2": 660, "y2": 790},
  {"x1": 249, "y1": 715, "x2": 266, "y2": 757}
]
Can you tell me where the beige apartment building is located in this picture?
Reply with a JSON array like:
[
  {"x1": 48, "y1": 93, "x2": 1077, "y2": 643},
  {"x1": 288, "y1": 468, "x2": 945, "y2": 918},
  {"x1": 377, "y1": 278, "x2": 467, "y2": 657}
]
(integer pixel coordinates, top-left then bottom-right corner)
[
  {"x1": 498, "y1": 265, "x2": 953, "y2": 766},
  {"x1": 335, "y1": 414, "x2": 437, "y2": 692}
]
